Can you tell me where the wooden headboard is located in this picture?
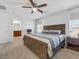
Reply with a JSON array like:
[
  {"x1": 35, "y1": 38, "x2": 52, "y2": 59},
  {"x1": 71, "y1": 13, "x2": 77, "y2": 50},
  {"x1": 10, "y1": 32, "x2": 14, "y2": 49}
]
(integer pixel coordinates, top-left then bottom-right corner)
[{"x1": 43, "y1": 24, "x2": 65, "y2": 34}]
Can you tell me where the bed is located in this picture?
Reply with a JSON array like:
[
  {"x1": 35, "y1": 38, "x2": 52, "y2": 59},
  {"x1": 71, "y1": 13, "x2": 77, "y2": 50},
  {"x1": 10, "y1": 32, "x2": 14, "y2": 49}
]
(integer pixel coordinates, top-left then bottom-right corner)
[{"x1": 23, "y1": 24, "x2": 65, "y2": 59}]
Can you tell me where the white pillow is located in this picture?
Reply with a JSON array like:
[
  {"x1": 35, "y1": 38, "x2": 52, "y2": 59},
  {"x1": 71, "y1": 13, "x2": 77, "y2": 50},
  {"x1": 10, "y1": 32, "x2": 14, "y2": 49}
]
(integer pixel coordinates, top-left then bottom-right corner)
[
  {"x1": 42, "y1": 30, "x2": 61, "y2": 34},
  {"x1": 48, "y1": 30, "x2": 61, "y2": 34},
  {"x1": 42, "y1": 30, "x2": 49, "y2": 32}
]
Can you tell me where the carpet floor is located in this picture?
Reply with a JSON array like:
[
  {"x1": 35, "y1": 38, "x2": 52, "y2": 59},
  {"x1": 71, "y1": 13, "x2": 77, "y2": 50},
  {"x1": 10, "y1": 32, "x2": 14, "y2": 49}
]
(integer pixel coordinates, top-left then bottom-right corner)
[{"x1": 0, "y1": 39, "x2": 79, "y2": 59}]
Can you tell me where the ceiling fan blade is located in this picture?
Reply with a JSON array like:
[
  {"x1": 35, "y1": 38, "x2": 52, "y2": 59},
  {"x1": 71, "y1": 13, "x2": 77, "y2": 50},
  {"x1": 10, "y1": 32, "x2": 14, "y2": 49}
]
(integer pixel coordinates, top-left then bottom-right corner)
[
  {"x1": 22, "y1": 6, "x2": 32, "y2": 8},
  {"x1": 37, "y1": 4, "x2": 47, "y2": 8},
  {"x1": 31, "y1": 10, "x2": 34, "y2": 13},
  {"x1": 37, "y1": 9, "x2": 43, "y2": 13},
  {"x1": 29, "y1": 0, "x2": 35, "y2": 7}
]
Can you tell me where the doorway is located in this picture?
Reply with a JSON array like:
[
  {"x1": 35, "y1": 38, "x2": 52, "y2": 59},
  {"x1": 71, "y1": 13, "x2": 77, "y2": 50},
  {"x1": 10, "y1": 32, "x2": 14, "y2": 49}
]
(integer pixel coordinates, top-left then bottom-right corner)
[{"x1": 12, "y1": 20, "x2": 22, "y2": 38}]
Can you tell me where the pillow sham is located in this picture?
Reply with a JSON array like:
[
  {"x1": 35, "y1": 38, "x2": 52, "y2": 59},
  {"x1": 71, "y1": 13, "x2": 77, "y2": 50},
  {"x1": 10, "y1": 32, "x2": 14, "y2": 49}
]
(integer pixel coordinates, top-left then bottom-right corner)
[{"x1": 42, "y1": 30, "x2": 61, "y2": 34}]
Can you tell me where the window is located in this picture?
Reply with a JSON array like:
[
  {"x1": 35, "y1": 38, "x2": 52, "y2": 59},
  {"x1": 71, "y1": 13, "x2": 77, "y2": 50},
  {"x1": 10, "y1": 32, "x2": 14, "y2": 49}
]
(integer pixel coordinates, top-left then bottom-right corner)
[
  {"x1": 69, "y1": 19, "x2": 79, "y2": 38},
  {"x1": 37, "y1": 20, "x2": 44, "y2": 33}
]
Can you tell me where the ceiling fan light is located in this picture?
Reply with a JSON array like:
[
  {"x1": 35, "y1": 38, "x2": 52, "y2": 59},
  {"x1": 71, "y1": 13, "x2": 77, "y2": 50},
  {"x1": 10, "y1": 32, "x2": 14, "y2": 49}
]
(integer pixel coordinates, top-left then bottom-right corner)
[{"x1": 33, "y1": 8, "x2": 37, "y2": 11}]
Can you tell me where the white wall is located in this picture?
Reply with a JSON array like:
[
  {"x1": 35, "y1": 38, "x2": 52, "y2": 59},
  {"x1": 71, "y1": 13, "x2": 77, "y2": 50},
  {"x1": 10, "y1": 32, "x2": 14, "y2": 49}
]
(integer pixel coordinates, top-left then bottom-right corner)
[
  {"x1": 0, "y1": 10, "x2": 12, "y2": 43},
  {"x1": 70, "y1": 11, "x2": 79, "y2": 20},
  {"x1": 44, "y1": 13, "x2": 68, "y2": 25},
  {"x1": 21, "y1": 18, "x2": 34, "y2": 35}
]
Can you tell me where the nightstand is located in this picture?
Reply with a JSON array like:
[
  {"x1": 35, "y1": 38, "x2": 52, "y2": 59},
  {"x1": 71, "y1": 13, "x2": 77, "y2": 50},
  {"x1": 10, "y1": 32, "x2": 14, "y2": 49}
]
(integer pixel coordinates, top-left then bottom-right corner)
[{"x1": 67, "y1": 37, "x2": 79, "y2": 51}]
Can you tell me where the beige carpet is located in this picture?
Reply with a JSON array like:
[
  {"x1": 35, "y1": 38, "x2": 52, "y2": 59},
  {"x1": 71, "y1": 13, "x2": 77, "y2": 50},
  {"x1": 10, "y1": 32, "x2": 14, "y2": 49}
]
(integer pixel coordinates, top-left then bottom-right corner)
[
  {"x1": 53, "y1": 48, "x2": 79, "y2": 59},
  {"x1": 0, "y1": 39, "x2": 79, "y2": 59}
]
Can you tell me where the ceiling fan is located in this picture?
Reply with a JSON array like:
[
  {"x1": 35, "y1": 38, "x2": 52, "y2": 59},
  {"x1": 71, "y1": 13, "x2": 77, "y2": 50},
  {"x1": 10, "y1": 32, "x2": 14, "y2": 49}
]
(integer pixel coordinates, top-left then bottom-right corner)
[{"x1": 22, "y1": 0, "x2": 47, "y2": 13}]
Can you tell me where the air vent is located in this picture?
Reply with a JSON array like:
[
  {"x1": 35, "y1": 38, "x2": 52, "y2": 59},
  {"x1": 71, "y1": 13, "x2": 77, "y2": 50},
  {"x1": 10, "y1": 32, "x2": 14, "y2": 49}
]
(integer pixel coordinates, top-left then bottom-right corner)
[{"x1": 0, "y1": 5, "x2": 6, "y2": 10}]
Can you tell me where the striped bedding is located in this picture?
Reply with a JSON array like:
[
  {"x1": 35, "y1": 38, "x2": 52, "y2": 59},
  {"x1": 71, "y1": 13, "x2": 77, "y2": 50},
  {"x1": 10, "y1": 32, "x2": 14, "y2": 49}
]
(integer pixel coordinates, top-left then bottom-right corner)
[{"x1": 30, "y1": 33, "x2": 65, "y2": 49}]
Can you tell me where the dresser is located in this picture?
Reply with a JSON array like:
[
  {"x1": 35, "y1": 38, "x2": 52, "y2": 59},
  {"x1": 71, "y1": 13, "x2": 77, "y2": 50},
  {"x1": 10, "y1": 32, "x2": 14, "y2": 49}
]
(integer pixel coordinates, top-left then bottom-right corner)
[
  {"x1": 67, "y1": 37, "x2": 79, "y2": 51},
  {"x1": 14, "y1": 31, "x2": 22, "y2": 37}
]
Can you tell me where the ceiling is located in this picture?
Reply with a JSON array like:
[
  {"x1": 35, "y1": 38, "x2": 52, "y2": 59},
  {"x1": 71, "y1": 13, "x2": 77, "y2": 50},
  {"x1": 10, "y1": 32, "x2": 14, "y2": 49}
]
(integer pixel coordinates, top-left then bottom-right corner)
[{"x1": 1, "y1": 0, "x2": 79, "y2": 19}]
